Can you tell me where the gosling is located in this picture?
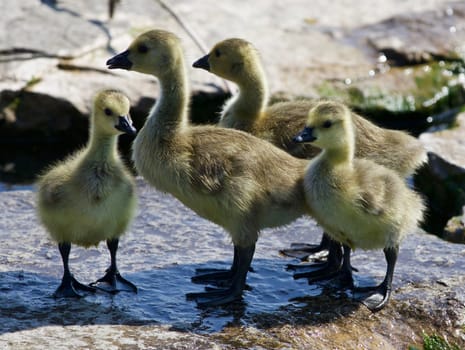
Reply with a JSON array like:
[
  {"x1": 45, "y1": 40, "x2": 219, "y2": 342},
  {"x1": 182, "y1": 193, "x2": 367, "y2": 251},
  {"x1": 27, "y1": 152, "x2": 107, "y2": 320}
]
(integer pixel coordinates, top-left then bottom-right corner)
[
  {"x1": 293, "y1": 100, "x2": 425, "y2": 311},
  {"x1": 193, "y1": 38, "x2": 427, "y2": 273},
  {"x1": 106, "y1": 30, "x2": 310, "y2": 306},
  {"x1": 37, "y1": 90, "x2": 137, "y2": 298}
]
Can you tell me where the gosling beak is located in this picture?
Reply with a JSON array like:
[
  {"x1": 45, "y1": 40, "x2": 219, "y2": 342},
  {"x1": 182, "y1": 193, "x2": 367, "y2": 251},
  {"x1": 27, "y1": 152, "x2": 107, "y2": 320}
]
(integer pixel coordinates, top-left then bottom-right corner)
[
  {"x1": 115, "y1": 115, "x2": 137, "y2": 136},
  {"x1": 293, "y1": 127, "x2": 316, "y2": 143},
  {"x1": 192, "y1": 54, "x2": 210, "y2": 71},
  {"x1": 106, "y1": 50, "x2": 132, "y2": 70}
]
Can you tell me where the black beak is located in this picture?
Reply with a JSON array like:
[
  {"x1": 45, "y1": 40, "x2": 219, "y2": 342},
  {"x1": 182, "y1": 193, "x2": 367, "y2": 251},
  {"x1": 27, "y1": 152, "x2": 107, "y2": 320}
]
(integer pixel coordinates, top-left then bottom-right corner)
[
  {"x1": 293, "y1": 127, "x2": 316, "y2": 143},
  {"x1": 106, "y1": 50, "x2": 132, "y2": 70},
  {"x1": 192, "y1": 54, "x2": 210, "y2": 71},
  {"x1": 115, "y1": 115, "x2": 137, "y2": 136}
]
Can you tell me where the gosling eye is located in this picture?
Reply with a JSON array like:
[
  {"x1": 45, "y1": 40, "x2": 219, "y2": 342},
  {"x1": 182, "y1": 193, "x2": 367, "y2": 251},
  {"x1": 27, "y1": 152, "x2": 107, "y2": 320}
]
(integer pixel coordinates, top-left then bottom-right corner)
[
  {"x1": 214, "y1": 49, "x2": 221, "y2": 57},
  {"x1": 138, "y1": 44, "x2": 149, "y2": 54},
  {"x1": 104, "y1": 108, "x2": 113, "y2": 116},
  {"x1": 322, "y1": 120, "x2": 332, "y2": 128}
]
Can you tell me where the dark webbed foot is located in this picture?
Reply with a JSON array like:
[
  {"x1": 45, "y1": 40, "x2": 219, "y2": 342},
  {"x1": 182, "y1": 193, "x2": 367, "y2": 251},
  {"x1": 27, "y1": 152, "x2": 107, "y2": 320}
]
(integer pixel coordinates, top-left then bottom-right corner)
[
  {"x1": 186, "y1": 286, "x2": 243, "y2": 307},
  {"x1": 292, "y1": 244, "x2": 355, "y2": 289},
  {"x1": 187, "y1": 244, "x2": 255, "y2": 307},
  {"x1": 54, "y1": 242, "x2": 97, "y2": 298},
  {"x1": 291, "y1": 240, "x2": 342, "y2": 279},
  {"x1": 353, "y1": 283, "x2": 391, "y2": 311},
  {"x1": 292, "y1": 261, "x2": 341, "y2": 281},
  {"x1": 90, "y1": 268, "x2": 137, "y2": 293},
  {"x1": 280, "y1": 233, "x2": 331, "y2": 261},
  {"x1": 352, "y1": 246, "x2": 398, "y2": 311},
  {"x1": 54, "y1": 274, "x2": 96, "y2": 298},
  {"x1": 191, "y1": 270, "x2": 234, "y2": 287},
  {"x1": 192, "y1": 246, "x2": 254, "y2": 287},
  {"x1": 91, "y1": 238, "x2": 137, "y2": 294}
]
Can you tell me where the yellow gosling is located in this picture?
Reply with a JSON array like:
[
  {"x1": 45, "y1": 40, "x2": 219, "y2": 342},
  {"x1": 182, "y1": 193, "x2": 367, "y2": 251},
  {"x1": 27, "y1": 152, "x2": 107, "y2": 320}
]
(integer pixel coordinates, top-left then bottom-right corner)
[
  {"x1": 37, "y1": 90, "x2": 137, "y2": 298},
  {"x1": 293, "y1": 100, "x2": 425, "y2": 311},
  {"x1": 106, "y1": 30, "x2": 311, "y2": 306},
  {"x1": 193, "y1": 38, "x2": 427, "y2": 267}
]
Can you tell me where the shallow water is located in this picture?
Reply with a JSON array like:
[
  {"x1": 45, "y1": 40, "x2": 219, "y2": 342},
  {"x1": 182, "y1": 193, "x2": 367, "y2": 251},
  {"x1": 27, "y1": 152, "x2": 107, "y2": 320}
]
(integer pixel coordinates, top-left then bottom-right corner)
[{"x1": 0, "y1": 180, "x2": 464, "y2": 347}]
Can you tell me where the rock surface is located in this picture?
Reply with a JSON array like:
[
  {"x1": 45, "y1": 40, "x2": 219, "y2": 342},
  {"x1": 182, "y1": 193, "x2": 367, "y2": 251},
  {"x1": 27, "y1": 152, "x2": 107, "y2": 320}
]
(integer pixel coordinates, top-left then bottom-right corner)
[{"x1": 0, "y1": 181, "x2": 464, "y2": 349}]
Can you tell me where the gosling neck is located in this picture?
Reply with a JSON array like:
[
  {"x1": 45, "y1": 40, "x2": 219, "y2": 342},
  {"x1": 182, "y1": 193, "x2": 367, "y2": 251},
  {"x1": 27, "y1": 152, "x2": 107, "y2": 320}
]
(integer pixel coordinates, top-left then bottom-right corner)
[
  {"x1": 323, "y1": 127, "x2": 355, "y2": 167},
  {"x1": 146, "y1": 64, "x2": 189, "y2": 135},
  {"x1": 324, "y1": 146, "x2": 353, "y2": 167},
  {"x1": 86, "y1": 128, "x2": 119, "y2": 163},
  {"x1": 221, "y1": 64, "x2": 268, "y2": 129}
]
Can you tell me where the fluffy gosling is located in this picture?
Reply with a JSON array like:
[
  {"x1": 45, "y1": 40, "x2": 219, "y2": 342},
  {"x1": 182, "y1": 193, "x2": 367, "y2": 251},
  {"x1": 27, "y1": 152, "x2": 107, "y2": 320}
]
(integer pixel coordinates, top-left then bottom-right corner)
[
  {"x1": 293, "y1": 100, "x2": 425, "y2": 310},
  {"x1": 106, "y1": 30, "x2": 311, "y2": 306},
  {"x1": 37, "y1": 90, "x2": 137, "y2": 298}
]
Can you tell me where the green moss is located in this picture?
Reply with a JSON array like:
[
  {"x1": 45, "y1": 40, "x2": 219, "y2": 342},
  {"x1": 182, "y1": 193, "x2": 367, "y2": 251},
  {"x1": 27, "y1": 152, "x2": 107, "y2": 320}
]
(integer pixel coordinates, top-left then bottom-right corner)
[
  {"x1": 409, "y1": 333, "x2": 461, "y2": 350},
  {"x1": 316, "y1": 61, "x2": 465, "y2": 134},
  {"x1": 24, "y1": 76, "x2": 42, "y2": 90}
]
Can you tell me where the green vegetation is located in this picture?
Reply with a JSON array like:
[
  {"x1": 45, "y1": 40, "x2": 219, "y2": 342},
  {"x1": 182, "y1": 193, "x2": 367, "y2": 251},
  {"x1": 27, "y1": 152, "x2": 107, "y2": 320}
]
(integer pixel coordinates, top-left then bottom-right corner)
[
  {"x1": 316, "y1": 61, "x2": 465, "y2": 135},
  {"x1": 409, "y1": 333, "x2": 462, "y2": 350},
  {"x1": 24, "y1": 76, "x2": 42, "y2": 90}
]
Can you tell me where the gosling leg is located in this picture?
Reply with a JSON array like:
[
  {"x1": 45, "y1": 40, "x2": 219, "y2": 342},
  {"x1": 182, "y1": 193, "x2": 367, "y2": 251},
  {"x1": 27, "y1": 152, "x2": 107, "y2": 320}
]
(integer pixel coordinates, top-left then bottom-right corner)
[
  {"x1": 353, "y1": 245, "x2": 398, "y2": 311},
  {"x1": 90, "y1": 238, "x2": 137, "y2": 293},
  {"x1": 186, "y1": 244, "x2": 255, "y2": 307},
  {"x1": 53, "y1": 242, "x2": 96, "y2": 298},
  {"x1": 280, "y1": 233, "x2": 331, "y2": 261}
]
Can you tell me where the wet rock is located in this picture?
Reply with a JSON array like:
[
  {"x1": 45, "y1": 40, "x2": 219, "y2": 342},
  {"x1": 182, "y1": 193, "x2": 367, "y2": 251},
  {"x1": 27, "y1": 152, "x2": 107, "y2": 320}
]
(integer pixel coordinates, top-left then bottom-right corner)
[{"x1": 0, "y1": 182, "x2": 463, "y2": 349}]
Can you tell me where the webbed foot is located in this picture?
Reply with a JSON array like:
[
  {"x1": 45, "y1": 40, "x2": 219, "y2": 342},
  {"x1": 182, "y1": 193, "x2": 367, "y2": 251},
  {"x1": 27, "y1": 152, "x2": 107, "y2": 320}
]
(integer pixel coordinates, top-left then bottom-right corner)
[
  {"x1": 353, "y1": 283, "x2": 391, "y2": 311},
  {"x1": 191, "y1": 270, "x2": 233, "y2": 287},
  {"x1": 280, "y1": 234, "x2": 331, "y2": 261},
  {"x1": 186, "y1": 286, "x2": 243, "y2": 307},
  {"x1": 54, "y1": 274, "x2": 96, "y2": 298},
  {"x1": 90, "y1": 268, "x2": 137, "y2": 294}
]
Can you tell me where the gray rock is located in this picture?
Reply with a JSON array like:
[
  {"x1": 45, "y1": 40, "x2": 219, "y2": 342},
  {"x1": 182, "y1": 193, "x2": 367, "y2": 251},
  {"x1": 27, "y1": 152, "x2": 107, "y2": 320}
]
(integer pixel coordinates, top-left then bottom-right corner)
[
  {"x1": 420, "y1": 112, "x2": 465, "y2": 168},
  {"x1": 0, "y1": 181, "x2": 463, "y2": 349},
  {"x1": 347, "y1": 2, "x2": 465, "y2": 65}
]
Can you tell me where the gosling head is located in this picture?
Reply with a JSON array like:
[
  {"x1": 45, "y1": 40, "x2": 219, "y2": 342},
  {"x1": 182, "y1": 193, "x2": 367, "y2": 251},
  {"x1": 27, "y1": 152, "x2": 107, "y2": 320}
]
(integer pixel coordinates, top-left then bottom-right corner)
[
  {"x1": 106, "y1": 29, "x2": 183, "y2": 77},
  {"x1": 93, "y1": 90, "x2": 136, "y2": 136},
  {"x1": 192, "y1": 38, "x2": 259, "y2": 82},
  {"x1": 293, "y1": 100, "x2": 352, "y2": 152}
]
